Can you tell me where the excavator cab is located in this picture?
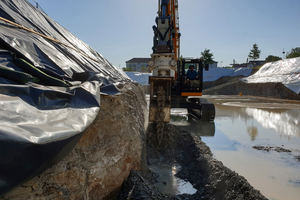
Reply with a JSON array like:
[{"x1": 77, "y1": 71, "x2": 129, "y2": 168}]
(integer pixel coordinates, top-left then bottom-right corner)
[{"x1": 179, "y1": 59, "x2": 203, "y2": 96}]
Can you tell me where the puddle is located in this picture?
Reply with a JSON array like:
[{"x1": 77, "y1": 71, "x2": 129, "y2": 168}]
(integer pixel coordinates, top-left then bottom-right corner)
[
  {"x1": 149, "y1": 164, "x2": 197, "y2": 195},
  {"x1": 170, "y1": 95, "x2": 300, "y2": 200}
]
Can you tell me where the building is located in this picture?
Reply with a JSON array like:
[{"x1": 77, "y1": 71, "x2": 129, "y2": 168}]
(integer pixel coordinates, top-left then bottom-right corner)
[
  {"x1": 232, "y1": 60, "x2": 266, "y2": 68},
  {"x1": 232, "y1": 63, "x2": 254, "y2": 68},
  {"x1": 209, "y1": 61, "x2": 218, "y2": 68},
  {"x1": 125, "y1": 58, "x2": 152, "y2": 72},
  {"x1": 249, "y1": 60, "x2": 266, "y2": 67}
]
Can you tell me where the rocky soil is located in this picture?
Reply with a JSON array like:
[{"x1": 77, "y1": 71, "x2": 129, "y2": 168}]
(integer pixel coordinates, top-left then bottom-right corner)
[
  {"x1": 116, "y1": 123, "x2": 267, "y2": 200},
  {"x1": 2, "y1": 82, "x2": 147, "y2": 200}
]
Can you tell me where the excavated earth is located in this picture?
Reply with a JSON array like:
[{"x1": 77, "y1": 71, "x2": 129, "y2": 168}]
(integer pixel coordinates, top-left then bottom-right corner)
[
  {"x1": 203, "y1": 76, "x2": 300, "y2": 100},
  {"x1": 116, "y1": 77, "x2": 300, "y2": 200},
  {"x1": 4, "y1": 76, "x2": 299, "y2": 199},
  {"x1": 2, "y1": 82, "x2": 148, "y2": 200},
  {"x1": 116, "y1": 123, "x2": 267, "y2": 200}
]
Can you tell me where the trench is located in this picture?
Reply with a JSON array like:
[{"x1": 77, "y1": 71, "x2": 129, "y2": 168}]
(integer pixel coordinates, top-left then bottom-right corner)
[
  {"x1": 170, "y1": 95, "x2": 300, "y2": 200},
  {"x1": 118, "y1": 94, "x2": 270, "y2": 199}
]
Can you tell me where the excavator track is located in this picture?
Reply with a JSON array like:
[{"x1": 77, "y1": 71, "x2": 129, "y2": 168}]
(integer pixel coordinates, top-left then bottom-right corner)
[{"x1": 187, "y1": 98, "x2": 215, "y2": 121}]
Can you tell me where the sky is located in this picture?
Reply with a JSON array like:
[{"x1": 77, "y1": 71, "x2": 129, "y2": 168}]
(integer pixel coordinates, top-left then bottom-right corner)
[{"x1": 28, "y1": 0, "x2": 300, "y2": 68}]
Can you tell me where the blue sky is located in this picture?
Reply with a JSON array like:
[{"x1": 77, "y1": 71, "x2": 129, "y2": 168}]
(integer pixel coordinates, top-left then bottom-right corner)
[{"x1": 28, "y1": 0, "x2": 300, "y2": 68}]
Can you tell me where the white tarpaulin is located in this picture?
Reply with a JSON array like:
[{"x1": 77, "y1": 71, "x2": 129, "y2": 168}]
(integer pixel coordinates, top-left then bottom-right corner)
[
  {"x1": 126, "y1": 72, "x2": 151, "y2": 85},
  {"x1": 203, "y1": 67, "x2": 252, "y2": 82},
  {"x1": 127, "y1": 68, "x2": 252, "y2": 85},
  {"x1": 242, "y1": 57, "x2": 300, "y2": 94}
]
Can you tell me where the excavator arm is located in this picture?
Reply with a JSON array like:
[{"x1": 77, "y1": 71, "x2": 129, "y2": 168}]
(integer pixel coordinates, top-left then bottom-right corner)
[{"x1": 148, "y1": 0, "x2": 215, "y2": 138}]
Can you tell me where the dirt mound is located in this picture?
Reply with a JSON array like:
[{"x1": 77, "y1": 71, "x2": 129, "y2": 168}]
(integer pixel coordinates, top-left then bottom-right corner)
[
  {"x1": 116, "y1": 124, "x2": 267, "y2": 200},
  {"x1": 2, "y1": 83, "x2": 147, "y2": 200},
  {"x1": 203, "y1": 77, "x2": 300, "y2": 100},
  {"x1": 203, "y1": 76, "x2": 243, "y2": 90}
]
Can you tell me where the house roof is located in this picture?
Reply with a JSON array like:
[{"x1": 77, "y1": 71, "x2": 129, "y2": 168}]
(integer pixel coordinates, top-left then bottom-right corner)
[
  {"x1": 126, "y1": 57, "x2": 218, "y2": 64},
  {"x1": 249, "y1": 60, "x2": 266, "y2": 64},
  {"x1": 126, "y1": 58, "x2": 152, "y2": 63}
]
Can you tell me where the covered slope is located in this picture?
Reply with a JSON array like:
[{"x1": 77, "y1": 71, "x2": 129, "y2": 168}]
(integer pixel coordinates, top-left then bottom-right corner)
[
  {"x1": 0, "y1": 0, "x2": 130, "y2": 196},
  {"x1": 243, "y1": 57, "x2": 300, "y2": 94}
]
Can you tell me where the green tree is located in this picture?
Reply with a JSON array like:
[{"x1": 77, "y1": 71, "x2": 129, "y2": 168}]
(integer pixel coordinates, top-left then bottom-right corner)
[
  {"x1": 122, "y1": 67, "x2": 133, "y2": 72},
  {"x1": 179, "y1": 55, "x2": 184, "y2": 61},
  {"x1": 140, "y1": 65, "x2": 148, "y2": 72},
  {"x1": 286, "y1": 47, "x2": 300, "y2": 58},
  {"x1": 248, "y1": 43, "x2": 261, "y2": 60},
  {"x1": 200, "y1": 49, "x2": 214, "y2": 64},
  {"x1": 265, "y1": 55, "x2": 282, "y2": 62}
]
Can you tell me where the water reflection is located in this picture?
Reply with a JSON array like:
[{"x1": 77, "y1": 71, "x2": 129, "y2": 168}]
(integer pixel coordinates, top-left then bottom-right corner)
[
  {"x1": 171, "y1": 101, "x2": 300, "y2": 142},
  {"x1": 170, "y1": 109, "x2": 240, "y2": 151},
  {"x1": 170, "y1": 110, "x2": 215, "y2": 137},
  {"x1": 247, "y1": 124, "x2": 258, "y2": 141},
  {"x1": 169, "y1": 96, "x2": 300, "y2": 200},
  {"x1": 150, "y1": 164, "x2": 197, "y2": 195},
  {"x1": 205, "y1": 96, "x2": 300, "y2": 139},
  {"x1": 245, "y1": 108, "x2": 300, "y2": 138}
]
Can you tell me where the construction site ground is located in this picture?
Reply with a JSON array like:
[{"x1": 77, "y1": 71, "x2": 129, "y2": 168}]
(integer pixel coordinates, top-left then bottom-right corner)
[
  {"x1": 117, "y1": 123, "x2": 267, "y2": 200},
  {"x1": 116, "y1": 76, "x2": 300, "y2": 200}
]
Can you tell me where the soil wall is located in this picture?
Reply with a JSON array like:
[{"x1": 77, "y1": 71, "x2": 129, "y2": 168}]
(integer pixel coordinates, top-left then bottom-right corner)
[
  {"x1": 3, "y1": 83, "x2": 147, "y2": 200},
  {"x1": 204, "y1": 78, "x2": 300, "y2": 100}
]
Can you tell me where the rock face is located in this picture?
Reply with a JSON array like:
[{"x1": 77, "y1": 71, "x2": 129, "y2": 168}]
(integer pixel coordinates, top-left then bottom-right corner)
[{"x1": 3, "y1": 83, "x2": 147, "y2": 200}]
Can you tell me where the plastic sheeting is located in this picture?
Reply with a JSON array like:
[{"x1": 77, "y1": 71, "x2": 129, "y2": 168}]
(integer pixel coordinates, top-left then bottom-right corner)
[
  {"x1": 242, "y1": 57, "x2": 300, "y2": 94},
  {"x1": 126, "y1": 68, "x2": 252, "y2": 85},
  {"x1": 203, "y1": 67, "x2": 252, "y2": 82},
  {"x1": 126, "y1": 72, "x2": 152, "y2": 85},
  {"x1": 0, "y1": 82, "x2": 100, "y2": 196},
  {"x1": 0, "y1": 1, "x2": 129, "y2": 86},
  {"x1": 0, "y1": 0, "x2": 130, "y2": 196}
]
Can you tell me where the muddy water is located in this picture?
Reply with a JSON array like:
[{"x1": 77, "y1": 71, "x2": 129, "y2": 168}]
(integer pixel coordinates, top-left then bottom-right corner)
[
  {"x1": 170, "y1": 95, "x2": 300, "y2": 200},
  {"x1": 149, "y1": 164, "x2": 197, "y2": 195}
]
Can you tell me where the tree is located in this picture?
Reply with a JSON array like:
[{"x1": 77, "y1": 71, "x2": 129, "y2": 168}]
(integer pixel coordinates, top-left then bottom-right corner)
[
  {"x1": 286, "y1": 47, "x2": 300, "y2": 58},
  {"x1": 265, "y1": 55, "x2": 282, "y2": 62},
  {"x1": 248, "y1": 43, "x2": 261, "y2": 60},
  {"x1": 140, "y1": 65, "x2": 148, "y2": 72},
  {"x1": 179, "y1": 55, "x2": 184, "y2": 61},
  {"x1": 122, "y1": 67, "x2": 133, "y2": 72},
  {"x1": 200, "y1": 49, "x2": 214, "y2": 64}
]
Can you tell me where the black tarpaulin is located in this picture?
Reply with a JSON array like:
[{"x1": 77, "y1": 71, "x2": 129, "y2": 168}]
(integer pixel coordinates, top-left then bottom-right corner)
[{"x1": 0, "y1": 0, "x2": 131, "y2": 196}]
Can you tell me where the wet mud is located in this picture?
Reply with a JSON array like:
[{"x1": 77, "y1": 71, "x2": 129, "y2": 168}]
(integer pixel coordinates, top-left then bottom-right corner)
[
  {"x1": 116, "y1": 123, "x2": 267, "y2": 200},
  {"x1": 252, "y1": 145, "x2": 292, "y2": 153}
]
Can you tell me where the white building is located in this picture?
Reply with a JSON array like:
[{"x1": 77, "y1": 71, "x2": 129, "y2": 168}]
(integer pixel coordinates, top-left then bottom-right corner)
[{"x1": 125, "y1": 58, "x2": 152, "y2": 72}]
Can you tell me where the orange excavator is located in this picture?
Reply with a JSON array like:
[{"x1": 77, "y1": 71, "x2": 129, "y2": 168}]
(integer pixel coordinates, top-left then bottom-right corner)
[{"x1": 147, "y1": 0, "x2": 215, "y2": 134}]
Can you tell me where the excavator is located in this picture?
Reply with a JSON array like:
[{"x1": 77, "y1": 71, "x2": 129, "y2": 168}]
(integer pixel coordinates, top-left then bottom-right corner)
[{"x1": 147, "y1": 0, "x2": 215, "y2": 134}]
